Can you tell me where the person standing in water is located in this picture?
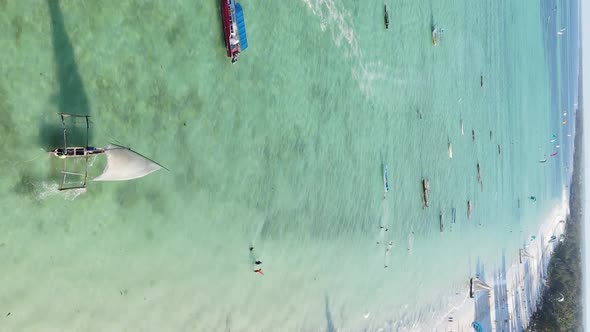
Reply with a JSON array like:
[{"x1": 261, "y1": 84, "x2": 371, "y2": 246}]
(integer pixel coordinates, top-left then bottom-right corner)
[{"x1": 250, "y1": 246, "x2": 263, "y2": 274}]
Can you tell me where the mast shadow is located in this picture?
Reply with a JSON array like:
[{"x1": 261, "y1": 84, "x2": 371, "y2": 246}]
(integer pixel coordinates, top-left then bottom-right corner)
[
  {"x1": 493, "y1": 251, "x2": 511, "y2": 331},
  {"x1": 324, "y1": 296, "x2": 337, "y2": 332},
  {"x1": 40, "y1": 0, "x2": 91, "y2": 150},
  {"x1": 473, "y1": 259, "x2": 492, "y2": 331}
]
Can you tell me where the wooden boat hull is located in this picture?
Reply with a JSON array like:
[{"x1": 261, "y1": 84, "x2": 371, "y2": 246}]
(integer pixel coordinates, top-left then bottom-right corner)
[{"x1": 220, "y1": 0, "x2": 248, "y2": 62}]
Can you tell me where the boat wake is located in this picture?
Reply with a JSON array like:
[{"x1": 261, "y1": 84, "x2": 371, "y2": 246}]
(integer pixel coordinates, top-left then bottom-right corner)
[
  {"x1": 35, "y1": 181, "x2": 86, "y2": 201},
  {"x1": 302, "y1": 0, "x2": 358, "y2": 54},
  {"x1": 301, "y1": 0, "x2": 386, "y2": 98}
]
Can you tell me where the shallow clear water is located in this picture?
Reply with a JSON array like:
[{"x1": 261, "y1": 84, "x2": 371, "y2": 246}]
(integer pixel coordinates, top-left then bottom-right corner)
[{"x1": 0, "y1": 0, "x2": 575, "y2": 331}]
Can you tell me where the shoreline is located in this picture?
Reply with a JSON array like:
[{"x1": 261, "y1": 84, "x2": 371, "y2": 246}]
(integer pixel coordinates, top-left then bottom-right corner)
[{"x1": 432, "y1": 191, "x2": 569, "y2": 332}]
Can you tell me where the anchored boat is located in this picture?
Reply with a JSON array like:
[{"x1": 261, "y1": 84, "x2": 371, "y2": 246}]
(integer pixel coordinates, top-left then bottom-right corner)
[
  {"x1": 220, "y1": 0, "x2": 248, "y2": 63},
  {"x1": 432, "y1": 25, "x2": 442, "y2": 46},
  {"x1": 422, "y1": 179, "x2": 429, "y2": 208},
  {"x1": 469, "y1": 277, "x2": 492, "y2": 298},
  {"x1": 50, "y1": 113, "x2": 166, "y2": 190},
  {"x1": 448, "y1": 142, "x2": 453, "y2": 159}
]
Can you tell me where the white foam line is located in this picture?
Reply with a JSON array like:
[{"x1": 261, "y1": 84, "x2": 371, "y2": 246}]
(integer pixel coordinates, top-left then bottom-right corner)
[{"x1": 301, "y1": 0, "x2": 386, "y2": 98}]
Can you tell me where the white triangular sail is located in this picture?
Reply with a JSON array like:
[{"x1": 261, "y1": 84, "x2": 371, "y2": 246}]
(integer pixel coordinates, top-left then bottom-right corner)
[
  {"x1": 557, "y1": 292, "x2": 565, "y2": 302},
  {"x1": 470, "y1": 277, "x2": 492, "y2": 298},
  {"x1": 93, "y1": 144, "x2": 163, "y2": 182}
]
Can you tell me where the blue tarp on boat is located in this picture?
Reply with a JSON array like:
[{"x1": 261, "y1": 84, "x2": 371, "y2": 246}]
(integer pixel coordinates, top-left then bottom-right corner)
[{"x1": 235, "y1": 3, "x2": 248, "y2": 50}]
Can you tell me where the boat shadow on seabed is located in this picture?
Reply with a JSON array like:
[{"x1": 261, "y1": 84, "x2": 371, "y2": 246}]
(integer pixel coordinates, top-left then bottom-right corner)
[
  {"x1": 13, "y1": 0, "x2": 90, "y2": 197},
  {"x1": 39, "y1": 0, "x2": 91, "y2": 151},
  {"x1": 473, "y1": 259, "x2": 493, "y2": 331}
]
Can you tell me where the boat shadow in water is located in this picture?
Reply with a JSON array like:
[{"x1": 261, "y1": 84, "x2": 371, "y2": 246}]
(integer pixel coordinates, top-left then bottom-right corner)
[
  {"x1": 473, "y1": 259, "x2": 493, "y2": 331},
  {"x1": 430, "y1": 13, "x2": 435, "y2": 33},
  {"x1": 492, "y1": 251, "x2": 515, "y2": 331},
  {"x1": 324, "y1": 296, "x2": 337, "y2": 332},
  {"x1": 39, "y1": 0, "x2": 91, "y2": 151}
]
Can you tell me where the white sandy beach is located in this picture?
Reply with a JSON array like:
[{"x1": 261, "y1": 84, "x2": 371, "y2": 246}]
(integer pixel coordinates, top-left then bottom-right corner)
[{"x1": 432, "y1": 191, "x2": 570, "y2": 332}]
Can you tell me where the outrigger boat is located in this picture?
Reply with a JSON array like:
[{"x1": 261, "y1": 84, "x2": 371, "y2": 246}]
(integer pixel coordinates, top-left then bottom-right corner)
[
  {"x1": 439, "y1": 211, "x2": 444, "y2": 232},
  {"x1": 448, "y1": 142, "x2": 453, "y2": 159},
  {"x1": 49, "y1": 113, "x2": 166, "y2": 190},
  {"x1": 467, "y1": 200, "x2": 472, "y2": 219},
  {"x1": 432, "y1": 25, "x2": 442, "y2": 46},
  {"x1": 384, "y1": 4, "x2": 389, "y2": 29},
  {"x1": 422, "y1": 179, "x2": 429, "y2": 208},
  {"x1": 220, "y1": 0, "x2": 248, "y2": 63},
  {"x1": 469, "y1": 277, "x2": 492, "y2": 298}
]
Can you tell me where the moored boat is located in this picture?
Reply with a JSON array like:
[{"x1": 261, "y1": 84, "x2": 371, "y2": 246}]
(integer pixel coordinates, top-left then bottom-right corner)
[
  {"x1": 431, "y1": 25, "x2": 443, "y2": 46},
  {"x1": 469, "y1": 277, "x2": 492, "y2": 298},
  {"x1": 49, "y1": 113, "x2": 166, "y2": 190},
  {"x1": 220, "y1": 0, "x2": 248, "y2": 63},
  {"x1": 448, "y1": 142, "x2": 453, "y2": 159},
  {"x1": 422, "y1": 179, "x2": 429, "y2": 208}
]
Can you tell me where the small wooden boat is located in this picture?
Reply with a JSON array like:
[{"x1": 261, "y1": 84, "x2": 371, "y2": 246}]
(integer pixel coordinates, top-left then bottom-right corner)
[
  {"x1": 422, "y1": 179, "x2": 430, "y2": 208},
  {"x1": 220, "y1": 0, "x2": 249, "y2": 63},
  {"x1": 448, "y1": 142, "x2": 453, "y2": 159},
  {"x1": 49, "y1": 113, "x2": 166, "y2": 190}
]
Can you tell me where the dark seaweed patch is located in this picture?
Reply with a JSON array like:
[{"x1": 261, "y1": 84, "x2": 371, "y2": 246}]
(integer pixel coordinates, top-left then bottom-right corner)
[
  {"x1": 116, "y1": 184, "x2": 140, "y2": 209},
  {"x1": 11, "y1": 16, "x2": 23, "y2": 45},
  {"x1": 0, "y1": 84, "x2": 15, "y2": 154},
  {"x1": 165, "y1": 17, "x2": 185, "y2": 47},
  {"x1": 148, "y1": 79, "x2": 174, "y2": 113}
]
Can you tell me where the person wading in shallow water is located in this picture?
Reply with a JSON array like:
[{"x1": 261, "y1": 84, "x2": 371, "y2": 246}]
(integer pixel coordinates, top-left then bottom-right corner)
[{"x1": 250, "y1": 246, "x2": 264, "y2": 275}]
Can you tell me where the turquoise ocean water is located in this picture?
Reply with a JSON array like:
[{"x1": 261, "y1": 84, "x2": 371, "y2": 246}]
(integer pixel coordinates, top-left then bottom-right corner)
[{"x1": 0, "y1": 0, "x2": 574, "y2": 330}]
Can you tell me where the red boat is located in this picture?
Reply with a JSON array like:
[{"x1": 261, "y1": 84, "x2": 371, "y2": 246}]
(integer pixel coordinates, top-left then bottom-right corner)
[{"x1": 220, "y1": 0, "x2": 248, "y2": 63}]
